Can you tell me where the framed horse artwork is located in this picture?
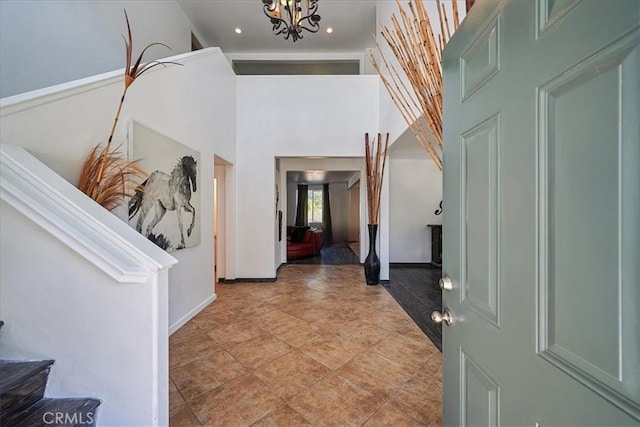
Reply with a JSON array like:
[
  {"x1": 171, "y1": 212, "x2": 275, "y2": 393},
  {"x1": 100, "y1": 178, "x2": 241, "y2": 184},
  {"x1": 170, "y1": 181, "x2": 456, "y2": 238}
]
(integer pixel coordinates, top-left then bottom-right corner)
[{"x1": 127, "y1": 120, "x2": 201, "y2": 252}]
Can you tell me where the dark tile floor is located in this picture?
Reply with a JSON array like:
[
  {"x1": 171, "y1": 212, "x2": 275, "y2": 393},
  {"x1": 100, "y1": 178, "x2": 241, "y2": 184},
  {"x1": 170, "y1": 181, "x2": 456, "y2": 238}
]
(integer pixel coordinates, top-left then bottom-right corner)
[
  {"x1": 287, "y1": 243, "x2": 360, "y2": 265},
  {"x1": 170, "y1": 265, "x2": 442, "y2": 426},
  {"x1": 385, "y1": 265, "x2": 443, "y2": 351}
]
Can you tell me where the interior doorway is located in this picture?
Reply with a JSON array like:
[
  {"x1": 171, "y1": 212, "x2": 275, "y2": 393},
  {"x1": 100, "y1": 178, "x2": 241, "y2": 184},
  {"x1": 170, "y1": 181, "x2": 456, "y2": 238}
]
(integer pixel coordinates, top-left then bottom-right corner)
[
  {"x1": 213, "y1": 177, "x2": 219, "y2": 284},
  {"x1": 214, "y1": 155, "x2": 232, "y2": 283},
  {"x1": 284, "y1": 168, "x2": 362, "y2": 265}
]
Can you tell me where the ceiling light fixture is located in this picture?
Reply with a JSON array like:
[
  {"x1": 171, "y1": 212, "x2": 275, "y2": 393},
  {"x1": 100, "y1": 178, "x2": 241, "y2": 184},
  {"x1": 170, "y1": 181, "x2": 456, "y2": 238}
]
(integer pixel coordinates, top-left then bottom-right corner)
[
  {"x1": 235, "y1": 28, "x2": 242, "y2": 34},
  {"x1": 326, "y1": 27, "x2": 333, "y2": 34},
  {"x1": 262, "y1": 0, "x2": 321, "y2": 43}
]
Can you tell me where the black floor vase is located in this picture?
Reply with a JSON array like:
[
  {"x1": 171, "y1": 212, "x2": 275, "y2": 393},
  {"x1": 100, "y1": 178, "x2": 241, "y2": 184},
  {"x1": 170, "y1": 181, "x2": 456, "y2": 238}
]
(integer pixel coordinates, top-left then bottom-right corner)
[{"x1": 364, "y1": 224, "x2": 380, "y2": 285}]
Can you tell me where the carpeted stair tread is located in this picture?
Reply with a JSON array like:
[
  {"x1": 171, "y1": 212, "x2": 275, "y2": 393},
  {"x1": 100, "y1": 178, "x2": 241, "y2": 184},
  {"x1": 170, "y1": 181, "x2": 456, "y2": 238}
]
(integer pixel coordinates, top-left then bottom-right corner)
[{"x1": 13, "y1": 398, "x2": 101, "y2": 427}]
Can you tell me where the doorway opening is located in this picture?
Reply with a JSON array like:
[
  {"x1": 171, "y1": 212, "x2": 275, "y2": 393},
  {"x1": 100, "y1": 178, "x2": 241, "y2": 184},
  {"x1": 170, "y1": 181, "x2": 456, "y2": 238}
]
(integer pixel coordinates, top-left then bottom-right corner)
[
  {"x1": 213, "y1": 177, "x2": 219, "y2": 284},
  {"x1": 214, "y1": 155, "x2": 232, "y2": 283},
  {"x1": 284, "y1": 169, "x2": 362, "y2": 265}
]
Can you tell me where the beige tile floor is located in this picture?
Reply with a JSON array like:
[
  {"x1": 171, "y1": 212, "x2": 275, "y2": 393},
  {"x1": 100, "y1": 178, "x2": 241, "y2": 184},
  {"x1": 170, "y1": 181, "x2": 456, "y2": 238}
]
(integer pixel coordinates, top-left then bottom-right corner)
[{"x1": 169, "y1": 264, "x2": 442, "y2": 427}]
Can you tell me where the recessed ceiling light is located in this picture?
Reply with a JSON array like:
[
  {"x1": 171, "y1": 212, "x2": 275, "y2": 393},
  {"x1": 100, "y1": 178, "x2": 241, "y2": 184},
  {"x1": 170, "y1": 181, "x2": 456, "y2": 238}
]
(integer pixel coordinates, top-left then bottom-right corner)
[
  {"x1": 235, "y1": 28, "x2": 242, "y2": 34},
  {"x1": 326, "y1": 27, "x2": 333, "y2": 34}
]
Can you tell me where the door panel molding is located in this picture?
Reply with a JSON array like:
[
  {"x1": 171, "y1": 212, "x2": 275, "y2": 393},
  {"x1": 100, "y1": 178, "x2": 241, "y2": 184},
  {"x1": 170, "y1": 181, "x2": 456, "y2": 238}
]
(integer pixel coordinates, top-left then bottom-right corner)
[
  {"x1": 461, "y1": 14, "x2": 501, "y2": 102},
  {"x1": 460, "y1": 114, "x2": 501, "y2": 328},
  {"x1": 444, "y1": 0, "x2": 639, "y2": 423},
  {"x1": 460, "y1": 347, "x2": 500, "y2": 427},
  {"x1": 536, "y1": 28, "x2": 640, "y2": 420},
  {"x1": 535, "y1": 0, "x2": 583, "y2": 39}
]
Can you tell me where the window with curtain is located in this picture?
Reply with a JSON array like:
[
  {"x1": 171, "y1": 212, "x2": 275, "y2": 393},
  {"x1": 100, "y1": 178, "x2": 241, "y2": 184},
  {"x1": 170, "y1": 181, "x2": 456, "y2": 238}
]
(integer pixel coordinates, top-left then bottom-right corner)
[{"x1": 307, "y1": 188, "x2": 323, "y2": 223}]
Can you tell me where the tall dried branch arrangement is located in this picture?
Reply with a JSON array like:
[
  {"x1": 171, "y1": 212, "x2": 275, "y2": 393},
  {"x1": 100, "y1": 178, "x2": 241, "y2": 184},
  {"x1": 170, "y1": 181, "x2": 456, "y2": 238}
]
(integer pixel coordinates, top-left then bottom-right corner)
[
  {"x1": 77, "y1": 10, "x2": 181, "y2": 210},
  {"x1": 368, "y1": 0, "x2": 460, "y2": 170},
  {"x1": 365, "y1": 133, "x2": 390, "y2": 224}
]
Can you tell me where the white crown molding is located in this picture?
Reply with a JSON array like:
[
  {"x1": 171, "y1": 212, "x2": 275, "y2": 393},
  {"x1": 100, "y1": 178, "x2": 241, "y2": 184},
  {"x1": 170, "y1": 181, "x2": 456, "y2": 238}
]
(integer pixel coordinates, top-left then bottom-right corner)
[{"x1": 0, "y1": 143, "x2": 177, "y2": 283}]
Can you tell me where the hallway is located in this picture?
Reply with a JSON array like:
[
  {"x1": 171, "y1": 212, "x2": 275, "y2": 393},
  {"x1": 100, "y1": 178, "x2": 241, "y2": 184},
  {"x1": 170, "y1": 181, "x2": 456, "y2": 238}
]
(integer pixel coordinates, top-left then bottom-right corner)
[{"x1": 169, "y1": 265, "x2": 442, "y2": 426}]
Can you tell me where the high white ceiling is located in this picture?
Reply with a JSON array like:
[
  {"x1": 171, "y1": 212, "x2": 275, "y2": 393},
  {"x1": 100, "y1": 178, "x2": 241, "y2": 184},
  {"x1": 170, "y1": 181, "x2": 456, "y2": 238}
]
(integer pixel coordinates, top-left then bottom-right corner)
[
  {"x1": 178, "y1": 0, "x2": 378, "y2": 53},
  {"x1": 184, "y1": 1, "x2": 441, "y2": 166}
]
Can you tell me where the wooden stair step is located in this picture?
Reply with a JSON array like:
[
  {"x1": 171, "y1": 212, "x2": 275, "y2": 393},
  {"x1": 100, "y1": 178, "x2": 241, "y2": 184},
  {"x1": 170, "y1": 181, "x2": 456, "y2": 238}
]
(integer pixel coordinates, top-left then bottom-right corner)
[
  {"x1": 0, "y1": 360, "x2": 54, "y2": 423},
  {"x1": 13, "y1": 398, "x2": 101, "y2": 427}
]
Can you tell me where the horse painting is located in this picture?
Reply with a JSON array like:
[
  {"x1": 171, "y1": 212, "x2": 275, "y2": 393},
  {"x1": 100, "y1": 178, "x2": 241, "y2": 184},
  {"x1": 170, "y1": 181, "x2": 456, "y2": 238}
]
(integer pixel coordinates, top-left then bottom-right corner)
[{"x1": 129, "y1": 155, "x2": 198, "y2": 250}]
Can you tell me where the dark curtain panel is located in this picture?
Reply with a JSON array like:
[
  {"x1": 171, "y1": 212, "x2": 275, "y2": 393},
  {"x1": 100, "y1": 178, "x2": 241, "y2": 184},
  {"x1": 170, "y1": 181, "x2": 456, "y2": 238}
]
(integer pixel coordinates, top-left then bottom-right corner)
[
  {"x1": 322, "y1": 183, "x2": 333, "y2": 247},
  {"x1": 295, "y1": 184, "x2": 308, "y2": 226}
]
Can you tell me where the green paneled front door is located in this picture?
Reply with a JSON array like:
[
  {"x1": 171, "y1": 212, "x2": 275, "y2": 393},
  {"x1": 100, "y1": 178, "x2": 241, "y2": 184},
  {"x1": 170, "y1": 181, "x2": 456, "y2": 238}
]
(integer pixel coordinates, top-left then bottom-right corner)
[{"x1": 440, "y1": 0, "x2": 639, "y2": 425}]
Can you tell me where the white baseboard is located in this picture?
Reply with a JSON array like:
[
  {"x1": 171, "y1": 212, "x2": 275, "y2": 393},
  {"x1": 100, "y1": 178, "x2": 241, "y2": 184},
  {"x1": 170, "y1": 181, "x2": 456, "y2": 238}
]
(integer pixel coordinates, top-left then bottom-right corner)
[{"x1": 169, "y1": 294, "x2": 217, "y2": 335}]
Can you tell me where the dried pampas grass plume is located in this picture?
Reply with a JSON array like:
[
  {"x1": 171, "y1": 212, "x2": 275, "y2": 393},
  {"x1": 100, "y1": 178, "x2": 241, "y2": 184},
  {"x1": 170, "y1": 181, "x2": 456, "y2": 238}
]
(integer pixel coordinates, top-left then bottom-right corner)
[
  {"x1": 77, "y1": 9, "x2": 181, "y2": 210},
  {"x1": 77, "y1": 145, "x2": 146, "y2": 211}
]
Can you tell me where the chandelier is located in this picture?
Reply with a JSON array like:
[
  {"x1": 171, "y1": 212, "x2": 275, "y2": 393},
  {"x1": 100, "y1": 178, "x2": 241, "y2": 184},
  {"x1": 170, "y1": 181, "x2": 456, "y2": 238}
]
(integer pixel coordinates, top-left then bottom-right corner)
[{"x1": 262, "y1": 0, "x2": 321, "y2": 42}]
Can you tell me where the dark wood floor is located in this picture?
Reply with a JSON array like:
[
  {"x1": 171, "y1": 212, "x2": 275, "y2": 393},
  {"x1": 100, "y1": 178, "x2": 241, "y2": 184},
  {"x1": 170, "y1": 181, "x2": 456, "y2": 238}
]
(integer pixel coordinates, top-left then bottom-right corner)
[
  {"x1": 287, "y1": 243, "x2": 360, "y2": 265},
  {"x1": 385, "y1": 264, "x2": 443, "y2": 351}
]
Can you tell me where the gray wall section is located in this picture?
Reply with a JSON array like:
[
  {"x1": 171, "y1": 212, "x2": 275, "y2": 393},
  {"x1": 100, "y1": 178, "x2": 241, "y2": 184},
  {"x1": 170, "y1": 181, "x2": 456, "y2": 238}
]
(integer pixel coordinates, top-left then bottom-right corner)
[
  {"x1": 233, "y1": 60, "x2": 360, "y2": 75},
  {"x1": 329, "y1": 182, "x2": 348, "y2": 243},
  {"x1": 348, "y1": 181, "x2": 360, "y2": 242},
  {"x1": 0, "y1": 0, "x2": 202, "y2": 97}
]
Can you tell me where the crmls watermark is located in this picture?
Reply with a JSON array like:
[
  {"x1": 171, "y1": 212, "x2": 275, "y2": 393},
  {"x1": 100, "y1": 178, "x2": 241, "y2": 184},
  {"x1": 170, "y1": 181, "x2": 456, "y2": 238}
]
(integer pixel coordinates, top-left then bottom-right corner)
[{"x1": 43, "y1": 411, "x2": 95, "y2": 425}]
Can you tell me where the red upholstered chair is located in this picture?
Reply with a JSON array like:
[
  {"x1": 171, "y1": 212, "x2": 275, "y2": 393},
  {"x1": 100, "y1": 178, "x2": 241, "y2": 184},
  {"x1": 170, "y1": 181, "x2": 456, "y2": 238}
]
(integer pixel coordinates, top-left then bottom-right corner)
[{"x1": 287, "y1": 227, "x2": 323, "y2": 259}]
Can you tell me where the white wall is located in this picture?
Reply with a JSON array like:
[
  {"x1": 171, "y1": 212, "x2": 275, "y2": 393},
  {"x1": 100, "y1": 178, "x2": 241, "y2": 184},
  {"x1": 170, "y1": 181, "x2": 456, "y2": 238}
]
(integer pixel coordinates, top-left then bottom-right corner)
[
  {"x1": 236, "y1": 75, "x2": 389, "y2": 279},
  {"x1": 0, "y1": 48, "x2": 237, "y2": 334},
  {"x1": 389, "y1": 154, "x2": 443, "y2": 263},
  {"x1": 0, "y1": 0, "x2": 206, "y2": 98},
  {"x1": 0, "y1": 141, "x2": 176, "y2": 426},
  {"x1": 0, "y1": 201, "x2": 170, "y2": 426}
]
